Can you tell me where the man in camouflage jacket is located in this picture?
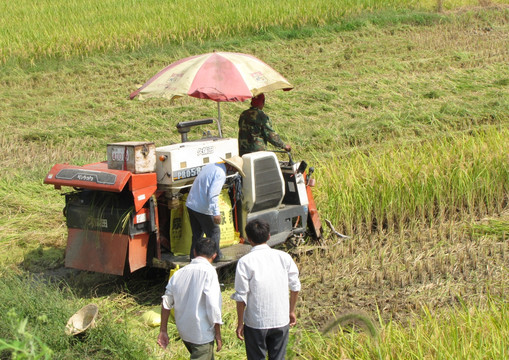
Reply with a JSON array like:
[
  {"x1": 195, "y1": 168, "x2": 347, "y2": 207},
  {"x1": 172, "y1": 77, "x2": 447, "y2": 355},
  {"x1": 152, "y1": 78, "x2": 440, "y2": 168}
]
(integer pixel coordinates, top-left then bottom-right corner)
[{"x1": 238, "y1": 93, "x2": 291, "y2": 156}]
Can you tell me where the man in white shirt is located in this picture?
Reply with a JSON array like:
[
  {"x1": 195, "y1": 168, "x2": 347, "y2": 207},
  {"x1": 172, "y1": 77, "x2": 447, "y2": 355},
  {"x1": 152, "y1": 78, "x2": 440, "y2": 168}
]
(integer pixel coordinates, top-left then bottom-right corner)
[
  {"x1": 231, "y1": 219, "x2": 301, "y2": 360},
  {"x1": 186, "y1": 155, "x2": 245, "y2": 262},
  {"x1": 158, "y1": 238, "x2": 223, "y2": 359}
]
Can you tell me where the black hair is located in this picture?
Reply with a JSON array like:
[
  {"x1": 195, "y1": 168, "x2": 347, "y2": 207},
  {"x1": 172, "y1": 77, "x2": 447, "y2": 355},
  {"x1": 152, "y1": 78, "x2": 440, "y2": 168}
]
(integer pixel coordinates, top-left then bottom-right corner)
[
  {"x1": 195, "y1": 238, "x2": 217, "y2": 258},
  {"x1": 245, "y1": 219, "x2": 270, "y2": 245}
]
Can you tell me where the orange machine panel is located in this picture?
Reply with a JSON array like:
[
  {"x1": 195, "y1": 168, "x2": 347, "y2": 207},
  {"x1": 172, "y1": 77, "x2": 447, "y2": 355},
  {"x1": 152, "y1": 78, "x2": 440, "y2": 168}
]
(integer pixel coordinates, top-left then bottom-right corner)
[
  {"x1": 66, "y1": 229, "x2": 129, "y2": 275},
  {"x1": 128, "y1": 234, "x2": 150, "y2": 272},
  {"x1": 44, "y1": 162, "x2": 131, "y2": 192}
]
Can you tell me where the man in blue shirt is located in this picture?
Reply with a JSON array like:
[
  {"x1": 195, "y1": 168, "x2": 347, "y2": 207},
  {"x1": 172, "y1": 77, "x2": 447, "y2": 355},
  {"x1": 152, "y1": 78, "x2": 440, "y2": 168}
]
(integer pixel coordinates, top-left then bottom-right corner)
[{"x1": 186, "y1": 155, "x2": 245, "y2": 262}]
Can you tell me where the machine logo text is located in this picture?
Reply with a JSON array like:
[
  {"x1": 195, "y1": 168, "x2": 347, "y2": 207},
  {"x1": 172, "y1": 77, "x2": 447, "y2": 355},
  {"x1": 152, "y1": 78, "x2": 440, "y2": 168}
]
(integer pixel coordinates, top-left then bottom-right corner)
[{"x1": 197, "y1": 146, "x2": 214, "y2": 156}]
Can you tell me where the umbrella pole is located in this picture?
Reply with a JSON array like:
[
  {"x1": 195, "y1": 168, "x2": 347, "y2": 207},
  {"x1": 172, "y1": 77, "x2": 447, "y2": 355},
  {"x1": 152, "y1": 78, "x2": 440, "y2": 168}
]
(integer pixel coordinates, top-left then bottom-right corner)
[{"x1": 217, "y1": 102, "x2": 223, "y2": 138}]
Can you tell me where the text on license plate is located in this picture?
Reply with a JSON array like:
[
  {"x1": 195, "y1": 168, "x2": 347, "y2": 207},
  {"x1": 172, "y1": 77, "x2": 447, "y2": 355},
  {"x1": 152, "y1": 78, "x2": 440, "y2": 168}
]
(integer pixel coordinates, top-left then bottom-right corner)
[{"x1": 174, "y1": 165, "x2": 205, "y2": 180}]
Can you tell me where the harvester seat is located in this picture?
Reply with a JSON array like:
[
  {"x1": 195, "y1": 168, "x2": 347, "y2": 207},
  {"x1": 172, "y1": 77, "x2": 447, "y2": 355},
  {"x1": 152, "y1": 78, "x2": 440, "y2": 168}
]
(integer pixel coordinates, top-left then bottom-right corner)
[{"x1": 241, "y1": 151, "x2": 285, "y2": 214}]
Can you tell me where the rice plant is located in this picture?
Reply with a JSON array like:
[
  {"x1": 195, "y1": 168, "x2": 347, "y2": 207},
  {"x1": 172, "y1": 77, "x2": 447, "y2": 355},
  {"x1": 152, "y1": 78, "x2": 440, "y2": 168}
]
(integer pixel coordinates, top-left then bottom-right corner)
[
  {"x1": 317, "y1": 129, "x2": 509, "y2": 234},
  {"x1": 0, "y1": 3, "x2": 507, "y2": 359},
  {"x1": 0, "y1": 0, "x2": 499, "y2": 64}
]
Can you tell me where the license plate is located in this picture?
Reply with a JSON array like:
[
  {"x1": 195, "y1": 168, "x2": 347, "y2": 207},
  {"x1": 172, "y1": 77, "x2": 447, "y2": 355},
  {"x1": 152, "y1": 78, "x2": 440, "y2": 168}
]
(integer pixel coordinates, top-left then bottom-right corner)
[{"x1": 173, "y1": 165, "x2": 205, "y2": 180}]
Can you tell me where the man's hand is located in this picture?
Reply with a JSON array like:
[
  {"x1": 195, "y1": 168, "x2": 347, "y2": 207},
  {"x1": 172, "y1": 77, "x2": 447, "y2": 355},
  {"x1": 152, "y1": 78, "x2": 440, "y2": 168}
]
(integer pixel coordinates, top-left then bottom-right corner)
[
  {"x1": 284, "y1": 144, "x2": 292, "y2": 152},
  {"x1": 215, "y1": 335, "x2": 223, "y2": 352},
  {"x1": 214, "y1": 323, "x2": 222, "y2": 352},
  {"x1": 236, "y1": 324, "x2": 245, "y2": 340},
  {"x1": 213, "y1": 215, "x2": 221, "y2": 224},
  {"x1": 235, "y1": 301, "x2": 246, "y2": 340},
  {"x1": 289, "y1": 311, "x2": 297, "y2": 326},
  {"x1": 289, "y1": 291, "x2": 299, "y2": 327},
  {"x1": 157, "y1": 331, "x2": 169, "y2": 349}
]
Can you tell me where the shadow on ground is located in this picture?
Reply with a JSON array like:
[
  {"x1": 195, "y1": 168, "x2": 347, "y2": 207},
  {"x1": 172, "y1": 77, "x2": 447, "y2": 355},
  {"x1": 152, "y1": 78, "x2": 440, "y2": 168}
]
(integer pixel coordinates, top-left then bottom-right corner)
[{"x1": 21, "y1": 247, "x2": 238, "y2": 306}]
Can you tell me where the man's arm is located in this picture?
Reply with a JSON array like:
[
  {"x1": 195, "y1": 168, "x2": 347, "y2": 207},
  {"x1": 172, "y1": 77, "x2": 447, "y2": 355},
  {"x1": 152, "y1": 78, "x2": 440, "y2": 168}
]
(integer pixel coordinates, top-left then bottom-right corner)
[
  {"x1": 157, "y1": 306, "x2": 171, "y2": 349},
  {"x1": 287, "y1": 256, "x2": 301, "y2": 327},
  {"x1": 260, "y1": 113, "x2": 287, "y2": 149},
  {"x1": 214, "y1": 323, "x2": 222, "y2": 352},
  {"x1": 208, "y1": 167, "x2": 226, "y2": 218},
  {"x1": 289, "y1": 290, "x2": 299, "y2": 326},
  {"x1": 231, "y1": 261, "x2": 249, "y2": 340},
  {"x1": 235, "y1": 301, "x2": 246, "y2": 340},
  {"x1": 204, "y1": 273, "x2": 223, "y2": 351}
]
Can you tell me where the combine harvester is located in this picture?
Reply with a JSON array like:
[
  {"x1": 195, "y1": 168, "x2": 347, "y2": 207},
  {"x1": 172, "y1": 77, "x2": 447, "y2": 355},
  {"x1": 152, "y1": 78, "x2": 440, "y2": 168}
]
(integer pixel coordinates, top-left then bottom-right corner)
[{"x1": 44, "y1": 119, "x2": 322, "y2": 275}]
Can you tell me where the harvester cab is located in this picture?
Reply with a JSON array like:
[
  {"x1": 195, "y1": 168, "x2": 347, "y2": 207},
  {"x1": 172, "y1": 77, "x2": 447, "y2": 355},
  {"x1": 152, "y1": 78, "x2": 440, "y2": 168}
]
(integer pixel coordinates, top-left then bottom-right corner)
[{"x1": 44, "y1": 120, "x2": 322, "y2": 275}]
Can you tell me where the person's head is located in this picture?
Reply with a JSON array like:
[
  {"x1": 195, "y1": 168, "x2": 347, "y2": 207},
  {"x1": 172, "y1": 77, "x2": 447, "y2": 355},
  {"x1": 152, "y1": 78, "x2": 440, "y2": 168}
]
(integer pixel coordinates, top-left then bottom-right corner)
[
  {"x1": 194, "y1": 238, "x2": 217, "y2": 261},
  {"x1": 250, "y1": 93, "x2": 265, "y2": 109},
  {"x1": 222, "y1": 155, "x2": 245, "y2": 177},
  {"x1": 245, "y1": 219, "x2": 270, "y2": 245}
]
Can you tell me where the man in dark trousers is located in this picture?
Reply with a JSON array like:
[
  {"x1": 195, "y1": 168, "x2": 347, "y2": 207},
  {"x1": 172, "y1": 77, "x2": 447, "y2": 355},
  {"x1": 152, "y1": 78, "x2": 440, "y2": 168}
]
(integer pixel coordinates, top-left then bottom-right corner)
[
  {"x1": 231, "y1": 219, "x2": 301, "y2": 360},
  {"x1": 186, "y1": 156, "x2": 245, "y2": 262},
  {"x1": 238, "y1": 93, "x2": 291, "y2": 156},
  {"x1": 158, "y1": 238, "x2": 222, "y2": 359}
]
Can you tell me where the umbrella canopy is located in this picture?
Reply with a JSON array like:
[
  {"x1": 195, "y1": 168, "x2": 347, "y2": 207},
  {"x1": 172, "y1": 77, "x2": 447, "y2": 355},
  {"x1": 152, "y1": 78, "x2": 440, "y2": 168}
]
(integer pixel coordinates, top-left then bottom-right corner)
[
  {"x1": 129, "y1": 51, "x2": 292, "y2": 102},
  {"x1": 129, "y1": 51, "x2": 293, "y2": 137}
]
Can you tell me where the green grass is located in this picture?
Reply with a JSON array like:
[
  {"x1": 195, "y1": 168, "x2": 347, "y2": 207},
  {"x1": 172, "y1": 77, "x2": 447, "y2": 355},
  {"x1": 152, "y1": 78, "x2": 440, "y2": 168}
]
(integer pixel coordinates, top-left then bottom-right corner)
[
  {"x1": 291, "y1": 298, "x2": 509, "y2": 359},
  {"x1": 470, "y1": 219, "x2": 509, "y2": 239},
  {"x1": 0, "y1": 2, "x2": 508, "y2": 359},
  {"x1": 2, "y1": 270, "x2": 506, "y2": 359},
  {"x1": 2, "y1": 0, "x2": 495, "y2": 64},
  {"x1": 0, "y1": 271, "x2": 154, "y2": 359}
]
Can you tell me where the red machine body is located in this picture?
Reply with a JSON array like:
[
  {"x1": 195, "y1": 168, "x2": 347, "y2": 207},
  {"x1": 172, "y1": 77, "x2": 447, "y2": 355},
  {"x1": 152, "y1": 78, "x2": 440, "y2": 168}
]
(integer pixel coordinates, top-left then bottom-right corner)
[{"x1": 45, "y1": 162, "x2": 159, "y2": 275}]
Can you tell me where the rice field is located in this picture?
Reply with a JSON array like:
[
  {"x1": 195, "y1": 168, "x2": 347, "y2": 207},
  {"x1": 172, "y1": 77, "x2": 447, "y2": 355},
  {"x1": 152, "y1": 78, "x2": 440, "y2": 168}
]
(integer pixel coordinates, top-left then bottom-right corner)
[
  {"x1": 0, "y1": 0, "x2": 500, "y2": 63},
  {"x1": 319, "y1": 129, "x2": 509, "y2": 234},
  {"x1": 0, "y1": 1, "x2": 508, "y2": 359},
  {"x1": 291, "y1": 297, "x2": 509, "y2": 359}
]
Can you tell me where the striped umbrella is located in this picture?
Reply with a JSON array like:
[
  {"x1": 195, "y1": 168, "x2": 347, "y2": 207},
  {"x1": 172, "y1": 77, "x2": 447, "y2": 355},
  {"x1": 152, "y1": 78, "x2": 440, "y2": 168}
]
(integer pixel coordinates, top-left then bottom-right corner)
[{"x1": 130, "y1": 51, "x2": 293, "y2": 136}]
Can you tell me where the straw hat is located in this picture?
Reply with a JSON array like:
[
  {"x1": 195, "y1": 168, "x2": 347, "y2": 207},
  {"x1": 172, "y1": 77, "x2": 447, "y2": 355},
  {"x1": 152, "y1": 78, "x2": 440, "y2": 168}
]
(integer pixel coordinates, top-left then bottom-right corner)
[
  {"x1": 65, "y1": 303, "x2": 99, "y2": 336},
  {"x1": 221, "y1": 155, "x2": 245, "y2": 177}
]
